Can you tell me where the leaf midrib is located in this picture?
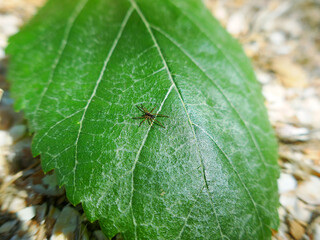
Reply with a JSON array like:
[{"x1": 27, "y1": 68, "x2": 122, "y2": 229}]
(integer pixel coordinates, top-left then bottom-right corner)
[
  {"x1": 129, "y1": 0, "x2": 225, "y2": 239},
  {"x1": 150, "y1": 22, "x2": 268, "y2": 232},
  {"x1": 165, "y1": 1, "x2": 268, "y2": 170},
  {"x1": 130, "y1": 1, "x2": 266, "y2": 239},
  {"x1": 150, "y1": 23, "x2": 267, "y2": 238}
]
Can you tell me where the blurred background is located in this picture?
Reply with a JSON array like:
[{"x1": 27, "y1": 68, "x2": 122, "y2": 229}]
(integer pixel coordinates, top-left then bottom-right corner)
[{"x1": 0, "y1": 0, "x2": 319, "y2": 239}]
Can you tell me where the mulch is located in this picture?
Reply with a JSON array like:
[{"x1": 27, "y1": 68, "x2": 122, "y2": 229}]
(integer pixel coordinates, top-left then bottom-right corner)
[{"x1": 0, "y1": 0, "x2": 319, "y2": 239}]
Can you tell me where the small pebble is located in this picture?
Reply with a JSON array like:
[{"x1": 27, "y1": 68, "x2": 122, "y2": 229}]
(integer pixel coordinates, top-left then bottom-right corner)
[
  {"x1": 0, "y1": 15, "x2": 22, "y2": 39},
  {"x1": 292, "y1": 200, "x2": 312, "y2": 223},
  {"x1": 256, "y1": 70, "x2": 272, "y2": 84},
  {"x1": 314, "y1": 225, "x2": 320, "y2": 240},
  {"x1": 295, "y1": 96, "x2": 320, "y2": 128},
  {"x1": 50, "y1": 206, "x2": 80, "y2": 240},
  {"x1": 0, "y1": 130, "x2": 13, "y2": 147},
  {"x1": 311, "y1": 217, "x2": 320, "y2": 240},
  {"x1": 16, "y1": 206, "x2": 36, "y2": 222},
  {"x1": 6, "y1": 138, "x2": 32, "y2": 171},
  {"x1": 0, "y1": 92, "x2": 14, "y2": 106},
  {"x1": 269, "y1": 31, "x2": 286, "y2": 45},
  {"x1": 262, "y1": 83, "x2": 286, "y2": 104},
  {"x1": 1, "y1": 194, "x2": 26, "y2": 212},
  {"x1": 280, "y1": 19, "x2": 302, "y2": 38},
  {"x1": 47, "y1": 205, "x2": 61, "y2": 220},
  {"x1": 36, "y1": 202, "x2": 48, "y2": 222},
  {"x1": 0, "y1": 220, "x2": 18, "y2": 234},
  {"x1": 0, "y1": 49, "x2": 4, "y2": 59},
  {"x1": 94, "y1": 230, "x2": 108, "y2": 240},
  {"x1": 0, "y1": 108, "x2": 14, "y2": 130},
  {"x1": 278, "y1": 173, "x2": 297, "y2": 193},
  {"x1": 227, "y1": 12, "x2": 248, "y2": 35},
  {"x1": 277, "y1": 125, "x2": 310, "y2": 142},
  {"x1": 296, "y1": 176, "x2": 320, "y2": 205},
  {"x1": 31, "y1": 173, "x2": 64, "y2": 196},
  {"x1": 280, "y1": 192, "x2": 296, "y2": 212},
  {"x1": 9, "y1": 124, "x2": 27, "y2": 142}
]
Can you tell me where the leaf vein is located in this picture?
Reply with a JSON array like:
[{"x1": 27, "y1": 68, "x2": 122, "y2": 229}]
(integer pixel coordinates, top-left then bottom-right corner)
[
  {"x1": 130, "y1": 1, "x2": 224, "y2": 238},
  {"x1": 35, "y1": 108, "x2": 84, "y2": 150},
  {"x1": 32, "y1": 0, "x2": 89, "y2": 128},
  {"x1": 176, "y1": 185, "x2": 205, "y2": 239},
  {"x1": 72, "y1": 6, "x2": 134, "y2": 201},
  {"x1": 129, "y1": 83, "x2": 174, "y2": 239},
  {"x1": 192, "y1": 122, "x2": 264, "y2": 235},
  {"x1": 151, "y1": 25, "x2": 265, "y2": 237},
  {"x1": 150, "y1": 23, "x2": 268, "y2": 169}
]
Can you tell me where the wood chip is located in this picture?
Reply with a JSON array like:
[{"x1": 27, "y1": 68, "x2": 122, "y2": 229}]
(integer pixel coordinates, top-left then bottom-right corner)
[
  {"x1": 289, "y1": 219, "x2": 305, "y2": 240},
  {"x1": 0, "y1": 89, "x2": 3, "y2": 101},
  {"x1": 272, "y1": 57, "x2": 308, "y2": 88}
]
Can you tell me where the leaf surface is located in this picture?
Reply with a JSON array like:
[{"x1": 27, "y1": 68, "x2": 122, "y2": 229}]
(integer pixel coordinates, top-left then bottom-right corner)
[{"x1": 6, "y1": 0, "x2": 279, "y2": 239}]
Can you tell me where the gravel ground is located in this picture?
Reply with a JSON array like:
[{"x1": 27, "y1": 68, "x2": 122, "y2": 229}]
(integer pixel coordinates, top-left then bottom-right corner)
[{"x1": 0, "y1": 0, "x2": 319, "y2": 239}]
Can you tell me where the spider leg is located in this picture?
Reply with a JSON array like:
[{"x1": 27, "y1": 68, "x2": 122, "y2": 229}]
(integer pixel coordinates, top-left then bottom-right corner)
[
  {"x1": 140, "y1": 104, "x2": 150, "y2": 113},
  {"x1": 150, "y1": 106, "x2": 157, "y2": 113},
  {"x1": 136, "y1": 105, "x2": 145, "y2": 113},
  {"x1": 133, "y1": 104, "x2": 167, "y2": 128},
  {"x1": 155, "y1": 114, "x2": 169, "y2": 118},
  {"x1": 139, "y1": 118, "x2": 147, "y2": 127},
  {"x1": 153, "y1": 119, "x2": 165, "y2": 128},
  {"x1": 147, "y1": 118, "x2": 153, "y2": 126}
]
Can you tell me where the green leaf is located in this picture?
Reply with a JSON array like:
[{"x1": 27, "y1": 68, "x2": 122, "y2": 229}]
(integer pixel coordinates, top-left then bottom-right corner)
[{"x1": 6, "y1": 0, "x2": 279, "y2": 239}]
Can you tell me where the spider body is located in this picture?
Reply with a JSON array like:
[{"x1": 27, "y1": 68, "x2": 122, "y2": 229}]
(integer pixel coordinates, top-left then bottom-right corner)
[{"x1": 132, "y1": 104, "x2": 169, "y2": 128}]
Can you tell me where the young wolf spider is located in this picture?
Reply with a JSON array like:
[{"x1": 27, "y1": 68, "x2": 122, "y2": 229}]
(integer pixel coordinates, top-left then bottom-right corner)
[{"x1": 132, "y1": 104, "x2": 169, "y2": 128}]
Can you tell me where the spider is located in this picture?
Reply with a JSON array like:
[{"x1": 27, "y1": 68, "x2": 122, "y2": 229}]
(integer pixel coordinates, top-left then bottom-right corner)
[{"x1": 132, "y1": 104, "x2": 169, "y2": 128}]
